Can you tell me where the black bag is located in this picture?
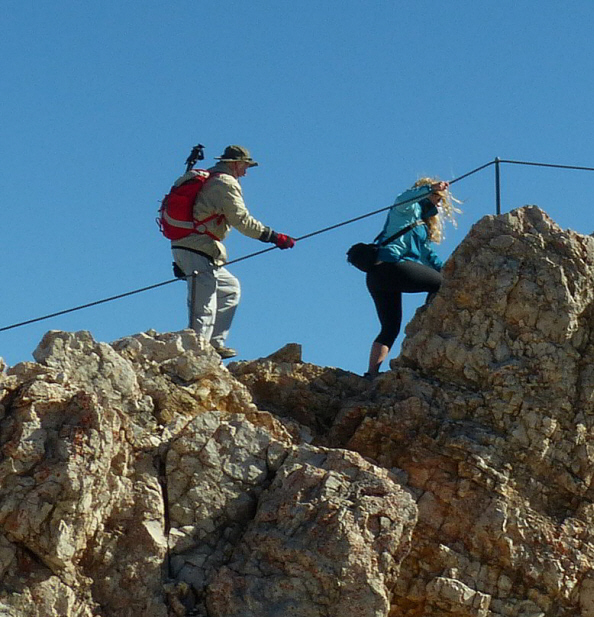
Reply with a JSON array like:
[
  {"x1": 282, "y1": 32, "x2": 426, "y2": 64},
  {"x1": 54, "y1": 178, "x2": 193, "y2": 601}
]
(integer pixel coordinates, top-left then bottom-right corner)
[
  {"x1": 346, "y1": 243, "x2": 378, "y2": 272},
  {"x1": 346, "y1": 221, "x2": 423, "y2": 273}
]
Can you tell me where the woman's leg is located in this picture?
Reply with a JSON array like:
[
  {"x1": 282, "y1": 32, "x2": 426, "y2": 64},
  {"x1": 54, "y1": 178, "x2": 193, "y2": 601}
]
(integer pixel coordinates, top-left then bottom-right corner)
[
  {"x1": 367, "y1": 341, "x2": 390, "y2": 375},
  {"x1": 390, "y1": 260, "x2": 442, "y2": 294},
  {"x1": 365, "y1": 261, "x2": 442, "y2": 374},
  {"x1": 366, "y1": 266, "x2": 403, "y2": 374}
]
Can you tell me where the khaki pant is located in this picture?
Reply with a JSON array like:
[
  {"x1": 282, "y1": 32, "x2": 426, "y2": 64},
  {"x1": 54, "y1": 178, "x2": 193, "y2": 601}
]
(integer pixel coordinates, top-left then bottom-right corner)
[{"x1": 172, "y1": 249, "x2": 241, "y2": 348}]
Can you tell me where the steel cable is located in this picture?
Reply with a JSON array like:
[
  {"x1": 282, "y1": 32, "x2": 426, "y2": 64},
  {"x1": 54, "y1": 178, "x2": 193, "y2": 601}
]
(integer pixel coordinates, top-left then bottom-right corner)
[{"x1": 0, "y1": 157, "x2": 590, "y2": 333}]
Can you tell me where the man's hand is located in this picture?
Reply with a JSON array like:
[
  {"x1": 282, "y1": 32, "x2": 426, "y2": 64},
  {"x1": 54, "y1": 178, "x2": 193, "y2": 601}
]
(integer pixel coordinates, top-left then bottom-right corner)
[
  {"x1": 273, "y1": 233, "x2": 296, "y2": 249},
  {"x1": 260, "y1": 228, "x2": 296, "y2": 249}
]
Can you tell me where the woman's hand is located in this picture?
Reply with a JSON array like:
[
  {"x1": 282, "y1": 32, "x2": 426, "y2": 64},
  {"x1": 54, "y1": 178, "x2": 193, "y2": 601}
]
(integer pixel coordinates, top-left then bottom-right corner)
[
  {"x1": 431, "y1": 181, "x2": 449, "y2": 193},
  {"x1": 428, "y1": 181, "x2": 448, "y2": 206}
]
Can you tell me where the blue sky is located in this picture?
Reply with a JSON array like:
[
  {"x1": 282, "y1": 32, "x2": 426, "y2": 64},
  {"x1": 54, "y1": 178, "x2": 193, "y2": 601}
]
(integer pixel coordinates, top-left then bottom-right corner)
[{"x1": 2, "y1": 1, "x2": 593, "y2": 374}]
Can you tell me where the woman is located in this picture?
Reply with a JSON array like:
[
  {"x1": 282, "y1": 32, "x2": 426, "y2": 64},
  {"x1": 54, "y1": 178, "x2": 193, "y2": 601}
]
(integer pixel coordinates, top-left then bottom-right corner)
[{"x1": 365, "y1": 177, "x2": 460, "y2": 377}]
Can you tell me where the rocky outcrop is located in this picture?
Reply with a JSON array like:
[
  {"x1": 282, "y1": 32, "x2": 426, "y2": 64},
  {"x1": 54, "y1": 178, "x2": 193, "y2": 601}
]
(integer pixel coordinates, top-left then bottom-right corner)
[
  {"x1": 0, "y1": 330, "x2": 414, "y2": 617},
  {"x1": 0, "y1": 206, "x2": 593, "y2": 616},
  {"x1": 231, "y1": 207, "x2": 594, "y2": 616}
]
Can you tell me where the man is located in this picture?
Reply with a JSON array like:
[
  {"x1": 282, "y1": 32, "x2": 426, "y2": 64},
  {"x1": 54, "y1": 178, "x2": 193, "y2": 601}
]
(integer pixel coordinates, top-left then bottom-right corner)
[{"x1": 171, "y1": 145, "x2": 295, "y2": 359}]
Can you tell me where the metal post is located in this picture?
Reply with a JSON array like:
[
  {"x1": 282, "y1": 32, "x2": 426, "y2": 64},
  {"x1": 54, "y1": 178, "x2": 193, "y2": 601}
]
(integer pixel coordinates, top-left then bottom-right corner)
[
  {"x1": 188, "y1": 271, "x2": 199, "y2": 330},
  {"x1": 495, "y1": 157, "x2": 501, "y2": 215}
]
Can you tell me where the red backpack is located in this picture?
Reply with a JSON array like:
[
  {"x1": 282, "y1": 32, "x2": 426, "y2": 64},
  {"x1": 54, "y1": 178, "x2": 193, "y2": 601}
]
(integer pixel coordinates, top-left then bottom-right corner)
[{"x1": 157, "y1": 169, "x2": 225, "y2": 241}]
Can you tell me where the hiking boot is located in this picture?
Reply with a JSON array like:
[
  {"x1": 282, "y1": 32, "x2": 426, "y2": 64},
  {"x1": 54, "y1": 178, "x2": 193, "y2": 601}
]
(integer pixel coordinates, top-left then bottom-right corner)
[
  {"x1": 363, "y1": 371, "x2": 382, "y2": 381},
  {"x1": 213, "y1": 346, "x2": 237, "y2": 359}
]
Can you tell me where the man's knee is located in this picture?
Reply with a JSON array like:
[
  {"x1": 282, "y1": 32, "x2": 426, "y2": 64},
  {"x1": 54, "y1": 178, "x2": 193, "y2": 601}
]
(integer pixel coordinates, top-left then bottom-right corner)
[{"x1": 217, "y1": 272, "x2": 241, "y2": 304}]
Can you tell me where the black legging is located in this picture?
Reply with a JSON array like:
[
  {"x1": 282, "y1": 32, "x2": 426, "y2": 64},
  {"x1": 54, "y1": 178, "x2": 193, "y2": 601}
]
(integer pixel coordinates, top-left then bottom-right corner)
[{"x1": 366, "y1": 260, "x2": 442, "y2": 348}]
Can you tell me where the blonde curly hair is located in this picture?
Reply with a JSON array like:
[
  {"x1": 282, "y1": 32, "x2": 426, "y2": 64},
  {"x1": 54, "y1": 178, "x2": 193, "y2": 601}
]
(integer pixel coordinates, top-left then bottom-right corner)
[{"x1": 413, "y1": 177, "x2": 461, "y2": 243}]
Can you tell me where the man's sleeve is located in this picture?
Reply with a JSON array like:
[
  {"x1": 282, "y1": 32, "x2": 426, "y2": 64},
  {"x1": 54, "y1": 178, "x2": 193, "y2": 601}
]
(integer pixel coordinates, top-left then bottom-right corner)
[{"x1": 215, "y1": 176, "x2": 268, "y2": 239}]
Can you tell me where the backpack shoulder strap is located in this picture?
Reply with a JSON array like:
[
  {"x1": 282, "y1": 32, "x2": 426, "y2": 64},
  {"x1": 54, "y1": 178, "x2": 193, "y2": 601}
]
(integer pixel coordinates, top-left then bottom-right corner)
[{"x1": 377, "y1": 219, "x2": 424, "y2": 247}]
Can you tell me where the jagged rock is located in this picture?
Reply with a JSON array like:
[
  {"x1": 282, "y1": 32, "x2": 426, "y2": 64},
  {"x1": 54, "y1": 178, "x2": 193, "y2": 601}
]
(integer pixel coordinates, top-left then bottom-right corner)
[
  {"x1": 1, "y1": 206, "x2": 594, "y2": 616},
  {"x1": 167, "y1": 413, "x2": 416, "y2": 616},
  {"x1": 0, "y1": 329, "x2": 261, "y2": 616},
  {"x1": 426, "y1": 576, "x2": 491, "y2": 615},
  {"x1": 229, "y1": 353, "x2": 370, "y2": 435},
  {"x1": 230, "y1": 207, "x2": 594, "y2": 616},
  {"x1": 0, "y1": 329, "x2": 415, "y2": 617},
  {"x1": 264, "y1": 342, "x2": 303, "y2": 363}
]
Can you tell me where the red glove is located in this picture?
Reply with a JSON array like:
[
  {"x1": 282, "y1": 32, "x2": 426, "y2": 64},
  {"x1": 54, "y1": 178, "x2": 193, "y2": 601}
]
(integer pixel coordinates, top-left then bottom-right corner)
[{"x1": 273, "y1": 233, "x2": 295, "y2": 249}]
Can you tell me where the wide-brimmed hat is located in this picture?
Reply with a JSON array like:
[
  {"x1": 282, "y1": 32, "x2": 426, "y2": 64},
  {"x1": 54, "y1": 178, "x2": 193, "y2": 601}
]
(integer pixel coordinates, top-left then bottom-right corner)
[{"x1": 215, "y1": 145, "x2": 259, "y2": 167}]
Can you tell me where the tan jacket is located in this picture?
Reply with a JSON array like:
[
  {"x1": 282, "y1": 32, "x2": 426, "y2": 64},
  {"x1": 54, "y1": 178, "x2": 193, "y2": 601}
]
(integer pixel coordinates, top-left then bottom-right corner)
[{"x1": 171, "y1": 162, "x2": 268, "y2": 265}]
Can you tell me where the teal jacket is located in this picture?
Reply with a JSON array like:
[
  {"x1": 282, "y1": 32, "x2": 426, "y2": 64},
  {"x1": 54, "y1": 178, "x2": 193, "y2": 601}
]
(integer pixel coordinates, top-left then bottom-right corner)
[{"x1": 375, "y1": 186, "x2": 443, "y2": 271}]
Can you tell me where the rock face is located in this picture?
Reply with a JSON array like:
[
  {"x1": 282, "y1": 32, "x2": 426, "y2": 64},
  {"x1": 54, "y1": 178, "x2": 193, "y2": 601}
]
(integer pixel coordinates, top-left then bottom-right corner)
[
  {"x1": 0, "y1": 331, "x2": 415, "y2": 617},
  {"x1": 0, "y1": 206, "x2": 593, "y2": 616}
]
